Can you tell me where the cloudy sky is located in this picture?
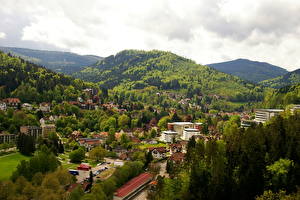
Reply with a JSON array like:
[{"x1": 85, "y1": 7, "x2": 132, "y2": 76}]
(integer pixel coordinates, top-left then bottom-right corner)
[{"x1": 0, "y1": 0, "x2": 299, "y2": 71}]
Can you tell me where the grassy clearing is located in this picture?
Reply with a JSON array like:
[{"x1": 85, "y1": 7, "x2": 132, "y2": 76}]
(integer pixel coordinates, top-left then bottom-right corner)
[
  {"x1": 0, "y1": 152, "x2": 31, "y2": 181},
  {"x1": 137, "y1": 143, "x2": 167, "y2": 150}
]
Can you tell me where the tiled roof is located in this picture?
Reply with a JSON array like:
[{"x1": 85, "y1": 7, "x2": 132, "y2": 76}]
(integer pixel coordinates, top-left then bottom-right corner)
[{"x1": 115, "y1": 172, "x2": 153, "y2": 198}]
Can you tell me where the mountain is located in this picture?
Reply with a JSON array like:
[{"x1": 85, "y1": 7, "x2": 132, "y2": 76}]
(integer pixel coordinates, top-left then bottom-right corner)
[
  {"x1": 260, "y1": 69, "x2": 300, "y2": 88},
  {"x1": 0, "y1": 46, "x2": 102, "y2": 74},
  {"x1": 0, "y1": 51, "x2": 89, "y2": 103},
  {"x1": 73, "y1": 50, "x2": 264, "y2": 111},
  {"x1": 207, "y1": 58, "x2": 287, "y2": 83}
]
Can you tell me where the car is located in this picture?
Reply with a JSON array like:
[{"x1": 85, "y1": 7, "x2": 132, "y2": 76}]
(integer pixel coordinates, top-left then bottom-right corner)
[{"x1": 96, "y1": 162, "x2": 103, "y2": 166}]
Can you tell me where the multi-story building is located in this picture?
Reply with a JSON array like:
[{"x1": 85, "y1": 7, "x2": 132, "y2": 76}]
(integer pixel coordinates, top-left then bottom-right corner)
[
  {"x1": 254, "y1": 109, "x2": 284, "y2": 123},
  {"x1": 160, "y1": 130, "x2": 178, "y2": 143},
  {"x1": 20, "y1": 126, "x2": 42, "y2": 140},
  {"x1": 163, "y1": 122, "x2": 203, "y2": 142},
  {"x1": 0, "y1": 133, "x2": 17, "y2": 144},
  {"x1": 41, "y1": 124, "x2": 56, "y2": 137},
  {"x1": 182, "y1": 128, "x2": 200, "y2": 141}
]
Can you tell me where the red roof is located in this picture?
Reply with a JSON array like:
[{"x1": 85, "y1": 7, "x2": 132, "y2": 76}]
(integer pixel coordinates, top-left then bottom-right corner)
[
  {"x1": 78, "y1": 164, "x2": 91, "y2": 169},
  {"x1": 3, "y1": 98, "x2": 20, "y2": 103},
  {"x1": 115, "y1": 173, "x2": 153, "y2": 198},
  {"x1": 148, "y1": 147, "x2": 167, "y2": 153},
  {"x1": 169, "y1": 152, "x2": 185, "y2": 162}
]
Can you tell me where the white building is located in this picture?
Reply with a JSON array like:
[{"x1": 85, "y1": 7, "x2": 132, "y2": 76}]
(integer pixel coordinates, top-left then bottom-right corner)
[
  {"x1": 254, "y1": 109, "x2": 284, "y2": 123},
  {"x1": 182, "y1": 128, "x2": 200, "y2": 141},
  {"x1": 22, "y1": 103, "x2": 33, "y2": 110},
  {"x1": 0, "y1": 102, "x2": 7, "y2": 111},
  {"x1": 160, "y1": 130, "x2": 178, "y2": 143}
]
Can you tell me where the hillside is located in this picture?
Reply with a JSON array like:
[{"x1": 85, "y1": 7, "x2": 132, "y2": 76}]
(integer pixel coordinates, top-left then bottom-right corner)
[
  {"x1": 0, "y1": 46, "x2": 102, "y2": 74},
  {"x1": 0, "y1": 51, "x2": 89, "y2": 103},
  {"x1": 207, "y1": 58, "x2": 287, "y2": 83},
  {"x1": 73, "y1": 50, "x2": 264, "y2": 111},
  {"x1": 263, "y1": 83, "x2": 300, "y2": 108},
  {"x1": 260, "y1": 69, "x2": 300, "y2": 88}
]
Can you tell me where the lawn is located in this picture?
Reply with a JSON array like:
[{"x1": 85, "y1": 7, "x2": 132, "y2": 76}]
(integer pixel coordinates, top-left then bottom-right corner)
[
  {"x1": 0, "y1": 152, "x2": 31, "y2": 181},
  {"x1": 137, "y1": 142, "x2": 167, "y2": 150}
]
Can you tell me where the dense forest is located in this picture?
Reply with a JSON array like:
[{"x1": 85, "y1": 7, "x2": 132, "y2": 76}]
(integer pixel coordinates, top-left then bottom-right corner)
[
  {"x1": 151, "y1": 112, "x2": 300, "y2": 200},
  {"x1": 73, "y1": 50, "x2": 265, "y2": 111},
  {"x1": 260, "y1": 69, "x2": 300, "y2": 88},
  {"x1": 0, "y1": 51, "x2": 93, "y2": 103},
  {"x1": 263, "y1": 84, "x2": 300, "y2": 108}
]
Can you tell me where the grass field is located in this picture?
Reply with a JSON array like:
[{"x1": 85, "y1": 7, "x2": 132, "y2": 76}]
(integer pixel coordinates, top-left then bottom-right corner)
[
  {"x1": 137, "y1": 142, "x2": 167, "y2": 150},
  {"x1": 0, "y1": 152, "x2": 31, "y2": 180}
]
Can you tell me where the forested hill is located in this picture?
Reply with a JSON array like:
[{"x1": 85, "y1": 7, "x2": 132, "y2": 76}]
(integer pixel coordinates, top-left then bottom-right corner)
[
  {"x1": 208, "y1": 58, "x2": 287, "y2": 83},
  {"x1": 0, "y1": 46, "x2": 102, "y2": 74},
  {"x1": 260, "y1": 68, "x2": 300, "y2": 88},
  {"x1": 74, "y1": 50, "x2": 264, "y2": 106},
  {"x1": 0, "y1": 51, "x2": 89, "y2": 103},
  {"x1": 263, "y1": 83, "x2": 300, "y2": 108}
]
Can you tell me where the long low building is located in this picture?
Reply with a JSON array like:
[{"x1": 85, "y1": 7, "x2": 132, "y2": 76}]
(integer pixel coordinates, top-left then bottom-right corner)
[{"x1": 113, "y1": 172, "x2": 153, "y2": 200}]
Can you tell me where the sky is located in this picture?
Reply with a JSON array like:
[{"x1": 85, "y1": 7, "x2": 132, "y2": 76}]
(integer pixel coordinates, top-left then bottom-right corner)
[{"x1": 0, "y1": 0, "x2": 299, "y2": 71}]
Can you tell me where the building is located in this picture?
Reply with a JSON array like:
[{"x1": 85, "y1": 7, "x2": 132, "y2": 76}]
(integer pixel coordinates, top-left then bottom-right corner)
[
  {"x1": 113, "y1": 173, "x2": 153, "y2": 200},
  {"x1": 77, "y1": 164, "x2": 91, "y2": 171},
  {"x1": 168, "y1": 122, "x2": 194, "y2": 136},
  {"x1": 21, "y1": 103, "x2": 33, "y2": 110},
  {"x1": 39, "y1": 102, "x2": 51, "y2": 112},
  {"x1": 41, "y1": 124, "x2": 56, "y2": 137},
  {"x1": 182, "y1": 128, "x2": 200, "y2": 141},
  {"x1": 241, "y1": 119, "x2": 257, "y2": 128},
  {"x1": 169, "y1": 143, "x2": 182, "y2": 154},
  {"x1": 290, "y1": 105, "x2": 300, "y2": 114},
  {"x1": 160, "y1": 130, "x2": 178, "y2": 143},
  {"x1": 254, "y1": 109, "x2": 284, "y2": 123},
  {"x1": 78, "y1": 138, "x2": 103, "y2": 151},
  {"x1": 169, "y1": 152, "x2": 185, "y2": 164},
  {"x1": 163, "y1": 122, "x2": 203, "y2": 142},
  {"x1": 0, "y1": 133, "x2": 17, "y2": 144},
  {"x1": 148, "y1": 147, "x2": 167, "y2": 159},
  {"x1": 20, "y1": 126, "x2": 42, "y2": 140},
  {"x1": 3, "y1": 98, "x2": 21, "y2": 108},
  {"x1": 0, "y1": 101, "x2": 7, "y2": 111}
]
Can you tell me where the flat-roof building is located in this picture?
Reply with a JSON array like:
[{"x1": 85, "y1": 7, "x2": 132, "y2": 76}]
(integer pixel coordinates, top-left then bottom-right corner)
[
  {"x1": 254, "y1": 109, "x2": 284, "y2": 123},
  {"x1": 160, "y1": 130, "x2": 178, "y2": 143}
]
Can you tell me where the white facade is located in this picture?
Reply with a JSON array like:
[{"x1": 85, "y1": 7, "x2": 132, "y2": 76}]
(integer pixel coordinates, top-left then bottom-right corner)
[
  {"x1": 254, "y1": 109, "x2": 284, "y2": 123},
  {"x1": 182, "y1": 128, "x2": 200, "y2": 141},
  {"x1": 0, "y1": 102, "x2": 7, "y2": 111},
  {"x1": 161, "y1": 130, "x2": 178, "y2": 143}
]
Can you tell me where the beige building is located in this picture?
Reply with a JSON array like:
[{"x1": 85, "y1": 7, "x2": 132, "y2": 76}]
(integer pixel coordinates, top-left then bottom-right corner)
[
  {"x1": 41, "y1": 124, "x2": 56, "y2": 137},
  {"x1": 20, "y1": 126, "x2": 42, "y2": 140}
]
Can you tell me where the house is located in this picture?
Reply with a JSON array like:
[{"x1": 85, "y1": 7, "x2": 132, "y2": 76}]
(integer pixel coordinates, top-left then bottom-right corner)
[
  {"x1": 21, "y1": 103, "x2": 33, "y2": 110},
  {"x1": 78, "y1": 138, "x2": 102, "y2": 151},
  {"x1": 77, "y1": 163, "x2": 91, "y2": 171},
  {"x1": 148, "y1": 147, "x2": 167, "y2": 159},
  {"x1": 40, "y1": 115, "x2": 58, "y2": 125},
  {"x1": 169, "y1": 143, "x2": 182, "y2": 154},
  {"x1": 254, "y1": 109, "x2": 284, "y2": 123},
  {"x1": 3, "y1": 98, "x2": 21, "y2": 108},
  {"x1": 0, "y1": 133, "x2": 17, "y2": 144},
  {"x1": 20, "y1": 126, "x2": 42, "y2": 140},
  {"x1": 39, "y1": 102, "x2": 51, "y2": 112},
  {"x1": 169, "y1": 152, "x2": 185, "y2": 164},
  {"x1": 0, "y1": 101, "x2": 7, "y2": 111},
  {"x1": 41, "y1": 124, "x2": 56, "y2": 137},
  {"x1": 70, "y1": 131, "x2": 83, "y2": 140},
  {"x1": 160, "y1": 130, "x2": 178, "y2": 143},
  {"x1": 113, "y1": 173, "x2": 153, "y2": 200}
]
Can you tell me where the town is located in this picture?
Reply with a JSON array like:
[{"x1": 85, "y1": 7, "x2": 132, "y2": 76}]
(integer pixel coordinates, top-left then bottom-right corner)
[{"x1": 1, "y1": 87, "x2": 299, "y2": 200}]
